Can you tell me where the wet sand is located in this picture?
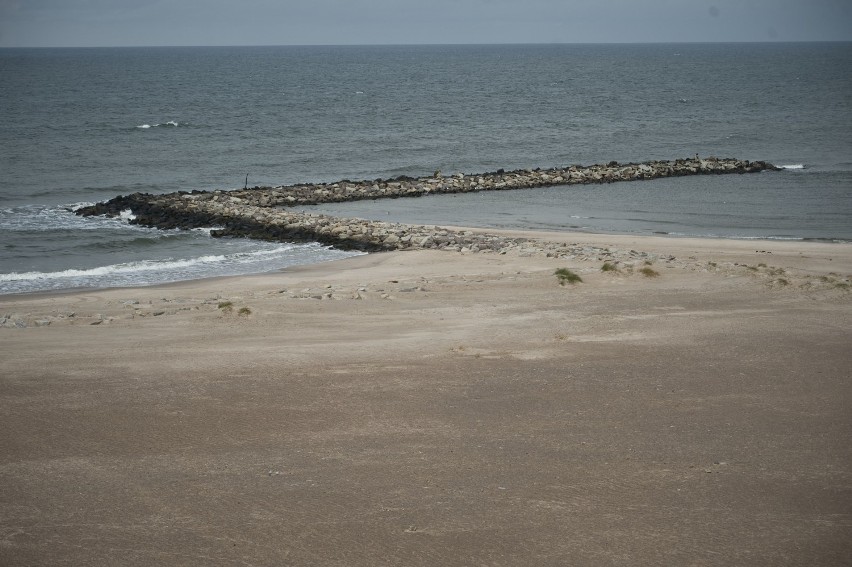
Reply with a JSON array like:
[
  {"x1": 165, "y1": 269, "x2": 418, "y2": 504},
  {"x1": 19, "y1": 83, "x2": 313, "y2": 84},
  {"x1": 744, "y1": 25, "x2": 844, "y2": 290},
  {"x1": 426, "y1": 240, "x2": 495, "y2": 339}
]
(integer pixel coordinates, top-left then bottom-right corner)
[{"x1": 2, "y1": 230, "x2": 851, "y2": 565}]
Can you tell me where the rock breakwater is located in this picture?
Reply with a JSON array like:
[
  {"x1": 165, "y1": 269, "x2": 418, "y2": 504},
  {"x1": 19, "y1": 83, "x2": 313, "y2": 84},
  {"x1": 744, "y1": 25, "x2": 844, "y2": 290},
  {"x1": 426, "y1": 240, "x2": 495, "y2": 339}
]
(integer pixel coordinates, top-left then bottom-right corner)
[{"x1": 77, "y1": 157, "x2": 777, "y2": 253}]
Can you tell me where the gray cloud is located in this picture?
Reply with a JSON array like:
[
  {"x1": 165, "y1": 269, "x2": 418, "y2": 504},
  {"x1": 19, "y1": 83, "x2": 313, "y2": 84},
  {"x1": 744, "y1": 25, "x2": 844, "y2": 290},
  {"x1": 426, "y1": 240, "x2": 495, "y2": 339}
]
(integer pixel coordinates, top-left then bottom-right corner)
[{"x1": 1, "y1": 0, "x2": 849, "y2": 47}]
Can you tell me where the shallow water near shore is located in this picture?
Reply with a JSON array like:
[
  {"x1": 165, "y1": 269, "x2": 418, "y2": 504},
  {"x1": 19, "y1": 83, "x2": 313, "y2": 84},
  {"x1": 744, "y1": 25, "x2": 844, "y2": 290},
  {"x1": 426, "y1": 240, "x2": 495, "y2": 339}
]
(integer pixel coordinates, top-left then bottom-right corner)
[{"x1": 1, "y1": 43, "x2": 851, "y2": 294}]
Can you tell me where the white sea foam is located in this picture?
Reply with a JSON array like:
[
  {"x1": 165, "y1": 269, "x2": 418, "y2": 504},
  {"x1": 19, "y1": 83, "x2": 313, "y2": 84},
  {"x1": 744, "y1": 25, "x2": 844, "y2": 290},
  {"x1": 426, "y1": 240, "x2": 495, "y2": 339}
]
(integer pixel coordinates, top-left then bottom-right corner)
[
  {"x1": 0, "y1": 243, "x2": 362, "y2": 293},
  {"x1": 0, "y1": 256, "x2": 227, "y2": 282},
  {"x1": 136, "y1": 121, "x2": 180, "y2": 129},
  {"x1": 779, "y1": 164, "x2": 805, "y2": 170},
  {"x1": 666, "y1": 231, "x2": 804, "y2": 241},
  {"x1": 191, "y1": 226, "x2": 220, "y2": 235},
  {"x1": 0, "y1": 245, "x2": 303, "y2": 284},
  {"x1": 1, "y1": 203, "x2": 146, "y2": 232}
]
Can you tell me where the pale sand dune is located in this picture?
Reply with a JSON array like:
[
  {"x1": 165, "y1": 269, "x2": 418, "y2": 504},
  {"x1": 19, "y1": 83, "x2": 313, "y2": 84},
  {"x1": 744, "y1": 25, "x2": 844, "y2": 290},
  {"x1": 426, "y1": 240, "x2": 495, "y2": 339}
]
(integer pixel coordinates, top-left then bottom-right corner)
[{"x1": 1, "y1": 232, "x2": 851, "y2": 566}]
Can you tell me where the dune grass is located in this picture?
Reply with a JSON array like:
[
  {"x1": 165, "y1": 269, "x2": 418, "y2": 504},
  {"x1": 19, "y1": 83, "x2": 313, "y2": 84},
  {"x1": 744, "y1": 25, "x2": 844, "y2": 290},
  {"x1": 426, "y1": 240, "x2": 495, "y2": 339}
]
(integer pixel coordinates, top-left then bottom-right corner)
[{"x1": 555, "y1": 268, "x2": 583, "y2": 285}]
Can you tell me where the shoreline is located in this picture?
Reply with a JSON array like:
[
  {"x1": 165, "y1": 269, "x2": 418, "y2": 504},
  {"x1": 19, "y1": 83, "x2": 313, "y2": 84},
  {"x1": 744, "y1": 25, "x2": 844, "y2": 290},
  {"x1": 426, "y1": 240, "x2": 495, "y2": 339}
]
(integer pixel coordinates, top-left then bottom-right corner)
[
  {"x1": 4, "y1": 226, "x2": 851, "y2": 295},
  {"x1": 2, "y1": 229, "x2": 849, "y2": 323},
  {"x1": 2, "y1": 228, "x2": 851, "y2": 302},
  {"x1": 5, "y1": 215, "x2": 849, "y2": 299}
]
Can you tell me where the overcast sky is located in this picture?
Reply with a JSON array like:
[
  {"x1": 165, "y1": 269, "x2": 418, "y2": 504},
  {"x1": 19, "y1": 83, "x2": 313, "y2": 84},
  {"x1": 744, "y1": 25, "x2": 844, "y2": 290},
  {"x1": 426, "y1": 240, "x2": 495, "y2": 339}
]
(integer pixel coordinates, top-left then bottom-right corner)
[{"x1": 1, "y1": 0, "x2": 850, "y2": 48}]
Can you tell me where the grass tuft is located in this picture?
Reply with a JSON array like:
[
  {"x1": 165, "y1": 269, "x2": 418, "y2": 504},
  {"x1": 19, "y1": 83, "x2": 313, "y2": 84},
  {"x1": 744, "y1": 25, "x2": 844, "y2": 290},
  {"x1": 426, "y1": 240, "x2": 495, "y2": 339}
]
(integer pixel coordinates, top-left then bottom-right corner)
[
  {"x1": 601, "y1": 262, "x2": 619, "y2": 272},
  {"x1": 238, "y1": 307, "x2": 252, "y2": 316},
  {"x1": 639, "y1": 267, "x2": 660, "y2": 278},
  {"x1": 555, "y1": 268, "x2": 583, "y2": 285}
]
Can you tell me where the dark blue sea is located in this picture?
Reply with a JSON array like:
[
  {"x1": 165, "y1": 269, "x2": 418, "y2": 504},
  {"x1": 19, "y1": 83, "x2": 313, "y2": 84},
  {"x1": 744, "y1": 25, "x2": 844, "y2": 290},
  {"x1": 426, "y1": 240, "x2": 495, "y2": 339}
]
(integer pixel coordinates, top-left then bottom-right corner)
[{"x1": 1, "y1": 43, "x2": 851, "y2": 294}]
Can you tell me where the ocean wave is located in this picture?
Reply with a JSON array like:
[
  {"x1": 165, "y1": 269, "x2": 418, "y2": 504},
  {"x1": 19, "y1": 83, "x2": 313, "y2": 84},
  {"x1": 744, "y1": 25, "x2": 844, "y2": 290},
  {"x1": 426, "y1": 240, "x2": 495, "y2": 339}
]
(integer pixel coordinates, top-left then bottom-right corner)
[
  {"x1": 0, "y1": 243, "x2": 362, "y2": 294},
  {"x1": 779, "y1": 164, "x2": 805, "y2": 170},
  {"x1": 0, "y1": 245, "x2": 301, "y2": 283},
  {"x1": 191, "y1": 227, "x2": 221, "y2": 235},
  {"x1": 664, "y1": 231, "x2": 807, "y2": 241},
  {"x1": 2, "y1": 257, "x2": 221, "y2": 282},
  {"x1": 0, "y1": 204, "x2": 143, "y2": 232},
  {"x1": 136, "y1": 120, "x2": 182, "y2": 129}
]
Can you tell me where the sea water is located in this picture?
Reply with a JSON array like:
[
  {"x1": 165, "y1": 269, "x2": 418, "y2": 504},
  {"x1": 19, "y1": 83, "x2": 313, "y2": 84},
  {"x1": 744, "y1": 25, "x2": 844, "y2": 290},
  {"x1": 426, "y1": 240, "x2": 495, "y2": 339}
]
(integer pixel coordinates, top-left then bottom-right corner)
[{"x1": 1, "y1": 43, "x2": 851, "y2": 294}]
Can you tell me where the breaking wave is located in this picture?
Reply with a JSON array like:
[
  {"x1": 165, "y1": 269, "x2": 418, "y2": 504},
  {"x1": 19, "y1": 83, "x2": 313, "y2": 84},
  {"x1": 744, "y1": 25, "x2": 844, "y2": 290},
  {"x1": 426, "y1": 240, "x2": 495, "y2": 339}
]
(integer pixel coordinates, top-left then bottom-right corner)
[
  {"x1": 136, "y1": 120, "x2": 182, "y2": 129},
  {"x1": 0, "y1": 203, "x2": 138, "y2": 232},
  {"x1": 0, "y1": 243, "x2": 361, "y2": 294}
]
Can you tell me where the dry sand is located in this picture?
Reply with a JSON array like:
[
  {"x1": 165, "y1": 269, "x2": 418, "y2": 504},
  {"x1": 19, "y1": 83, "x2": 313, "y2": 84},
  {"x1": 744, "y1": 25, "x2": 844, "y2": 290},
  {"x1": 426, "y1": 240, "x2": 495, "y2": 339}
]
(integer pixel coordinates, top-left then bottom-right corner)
[{"x1": 2, "y1": 230, "x2": 851, "y2": 566}]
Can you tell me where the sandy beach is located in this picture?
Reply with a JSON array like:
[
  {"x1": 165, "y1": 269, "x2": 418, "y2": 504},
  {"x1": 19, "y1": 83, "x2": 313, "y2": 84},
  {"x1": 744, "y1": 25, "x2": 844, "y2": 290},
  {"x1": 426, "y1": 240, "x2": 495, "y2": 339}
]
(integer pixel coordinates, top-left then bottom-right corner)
[{"x1": 2, "y1": 229, "x2": 851, "y2": 565}]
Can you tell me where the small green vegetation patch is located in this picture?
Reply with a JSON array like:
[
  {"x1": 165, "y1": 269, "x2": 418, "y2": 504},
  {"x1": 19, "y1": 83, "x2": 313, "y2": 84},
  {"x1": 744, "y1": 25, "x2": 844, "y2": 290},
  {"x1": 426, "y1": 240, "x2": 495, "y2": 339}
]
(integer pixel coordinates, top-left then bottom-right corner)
[
  {"x1": 238, "y1": 307, "x2": 252, "y2": 316},
  {"x1": 639, "y1": 267, "x2": 660, "y2": 278},
  {"x1": 555, "y1": 268, "x2": 583, "y2": 285},
  {"x1": 218, "y1": 301, "x2": 234, "y2": 313},
  {"x1": 601, "y1": 262, "x2": 619, "y2": 272}
]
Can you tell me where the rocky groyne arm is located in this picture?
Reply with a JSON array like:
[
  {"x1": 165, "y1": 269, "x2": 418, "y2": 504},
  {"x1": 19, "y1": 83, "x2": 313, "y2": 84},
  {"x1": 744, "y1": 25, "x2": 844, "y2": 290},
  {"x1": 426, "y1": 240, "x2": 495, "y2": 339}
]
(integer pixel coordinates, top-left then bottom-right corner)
[
  {"x1": 76, "y1": 157, "x2": 778, "y2": 253},
  {"x1": 219, "y1": 156, "x2": 775, "y2": 208}
]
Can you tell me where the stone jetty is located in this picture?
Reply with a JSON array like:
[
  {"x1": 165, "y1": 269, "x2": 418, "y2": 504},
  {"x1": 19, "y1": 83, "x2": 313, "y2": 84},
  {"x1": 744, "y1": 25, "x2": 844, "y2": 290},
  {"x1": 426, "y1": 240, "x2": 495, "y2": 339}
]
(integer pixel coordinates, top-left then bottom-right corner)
[{"x1": 77, "y1": 157, "x2": 777, "y2": 253}]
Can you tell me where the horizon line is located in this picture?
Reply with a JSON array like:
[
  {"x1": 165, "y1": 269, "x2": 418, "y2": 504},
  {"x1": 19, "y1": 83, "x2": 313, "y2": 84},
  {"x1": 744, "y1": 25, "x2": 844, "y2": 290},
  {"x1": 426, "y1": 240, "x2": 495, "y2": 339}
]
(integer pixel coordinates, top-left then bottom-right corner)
[{"x1": 2, "y1": 39, "x2": 850, "y2": 50}]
